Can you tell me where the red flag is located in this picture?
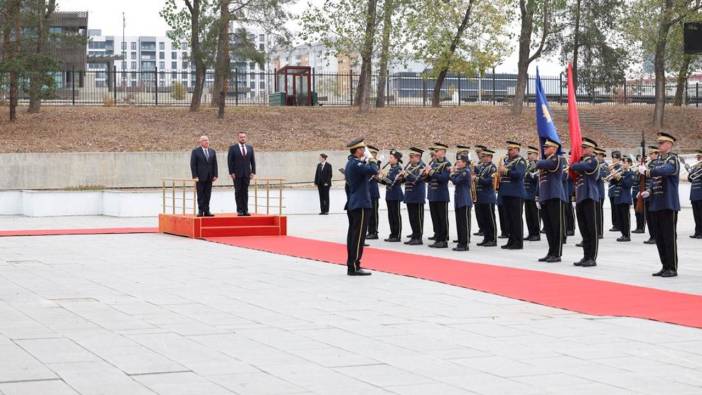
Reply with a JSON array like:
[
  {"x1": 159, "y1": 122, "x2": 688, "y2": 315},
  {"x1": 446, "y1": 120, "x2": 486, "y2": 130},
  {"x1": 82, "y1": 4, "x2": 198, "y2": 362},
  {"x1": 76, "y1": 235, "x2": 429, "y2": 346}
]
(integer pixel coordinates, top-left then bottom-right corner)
[{"x1": 567, "y1": 63, "x2": 582, "y2": 179}]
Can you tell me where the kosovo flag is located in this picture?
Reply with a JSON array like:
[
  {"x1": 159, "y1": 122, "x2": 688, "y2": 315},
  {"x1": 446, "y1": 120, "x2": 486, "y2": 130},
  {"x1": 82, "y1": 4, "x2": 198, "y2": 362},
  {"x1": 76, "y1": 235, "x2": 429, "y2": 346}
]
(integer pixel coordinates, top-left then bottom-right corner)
[{"x1": 535, "y1": 68, "x2": 562, "y2": 158}]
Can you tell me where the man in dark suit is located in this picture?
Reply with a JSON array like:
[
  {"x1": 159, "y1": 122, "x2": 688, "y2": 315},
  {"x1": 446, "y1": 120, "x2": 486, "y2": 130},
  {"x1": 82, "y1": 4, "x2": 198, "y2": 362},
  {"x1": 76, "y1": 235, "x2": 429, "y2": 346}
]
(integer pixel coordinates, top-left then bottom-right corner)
[
  {"x1": 190, "y1": 135, "x2": 218, "y2": 217},
  {"x1": 314, "y1": 153, "x2": 333, "y2": 215},
  {"x1": 227, "y1": 131, "x2": 256, "y2": 216}
]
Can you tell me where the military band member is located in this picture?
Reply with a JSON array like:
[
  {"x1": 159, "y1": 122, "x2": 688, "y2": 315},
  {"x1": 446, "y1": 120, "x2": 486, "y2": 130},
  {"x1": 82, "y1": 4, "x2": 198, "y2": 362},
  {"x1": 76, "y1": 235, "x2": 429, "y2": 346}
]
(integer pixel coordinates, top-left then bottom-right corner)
[
  {"x1": 536, "y1": 139, "x2": 566, "y2": 262},
  {"x1": 687, "y1": 150, "x2": 702, "y2": 239},
  {"x1": 612, "y1": 157, "x2": 635, "y2": 242},
  {"x1": 380, "y1": 149, "x2": 404, "y2": 242},
  {"x1": 426, "y1": 147, "x2": 438, "y2": 241},
  {"x1": 524, "y1": 146, "x2": 541, "y2": 241},
  {"x1": 570, "y1": 137, "x2": 601, "y2": 267},
  {"x1": 638, "y1": 132, "x2": 680, "y2": 277},
  {"x1": 424, "y1": 143, "x2": 451, "y2": 248},
  {"x1": 595, "y1": 148, "x2": 608, "y2": 239},
  {"x1": 475, "y1": 149, "x2": 497, "y2": 246},
  {"x1": 366, "y1": 145, "x2": 381, "y2": 240},
  {"x1": 563, "y1": 160, "x2": 576, "y2": 237},
  {"x1": 473, "y1": 144, "x2": 487, "y2": 237},
  {"x1": 643, "y1": 147, "x2": 660, "y2": 244},
  {"x1": 344, "y1": 138, "x2": 379, "y2": 276},
  {"x1": 403, "y1": 147, "x2": 426, "y2": 245},
  {"x1": 452, "y1": 145, "x2": 473, "y2": 244},
  {"x1": 498, "y1": 141, "x2": 527, "y2": 250},
  {"x1": 608, "y1": 151, "x2": 623, "y2": 232},
  {"x1": 632, "y1": 155, "x2": 646, "y2": 234},
  {"x1": 450, "y1": 152, "x2": 472, "y2": 251}
]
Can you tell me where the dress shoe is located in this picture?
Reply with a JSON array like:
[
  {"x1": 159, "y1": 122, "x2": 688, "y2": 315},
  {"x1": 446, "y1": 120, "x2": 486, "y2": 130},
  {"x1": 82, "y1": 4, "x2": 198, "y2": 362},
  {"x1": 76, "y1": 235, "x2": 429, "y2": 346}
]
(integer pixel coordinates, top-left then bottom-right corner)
[
  {"x1": 632, "y1": 229, "x2": 645, "y2": 234},
  {"x1": 545, "y1": 256, "x2": 561, "y2": 263},
  {"x1": 500, "y1": 244, "x2": 512, "y2": 249},
  {"x1": 452, "y1": 245, "x2": 468, "y2": 251},
  {"x1": 498, "y1": 234, "x2": 508, "y2": 239},
  {"x1": 573, "y1": 258, "x2": 585, "y2": 266},
  {"x1": 366, "y1": 233, "x2": 379, "y2": 240},
  {"x1": 473, "y1": 231, "x2": 484, "y2": 236},
  {"x1": 242, "y1": 212, "x2": 251, "y2": 216},
  {"x1": 363, "y1": 243, "x2": 370, "y2": 246},
  {"x1": 527, "y1": 235, "x2": 541, "y2": 241},
  {"x1": 205, "y1": 212, "x2": 214, "y2": 217},
  {"x1": 644, "y1": 238, "x2": 656, "y2": 244},
  {"x1": 538, "y1": 256, "x2": 551, "y2": 262},
  {"x1": 347, "y1": 269, "x2": 372, "y2": 276},
  {"x1": 609, "y1": 227, "x2": 619, "y2": 232},
  {"x1": 429, "y1": 241, "x2": 448, "y2": 248},
  {"x1": 652, "y1": 269, "x2": 665, "y2": 276},
  {"x1": 616, "y1": 236, "x2": 631, "y2": 242},
  {"x1": 575, "y1": 242, "x2": 583, "y2": 247},
  {"x1": 452, "y1": 239, "x2": 459, "y2": 243},
  {"x1": 197, "y1": 212, "x2": 204, "y2": 217},
  {"x1": 580, "y1": 259, "x2": 597, "y2": 267},
  {"x1": 384, "y1": 237, "x2": 401, "y2": 242},
  {"x1": 566, "y1": 231, "x2": 575, "y2": 236},
  {"x1": 479, "y1": 241, "x2": 497, "y2": 247},
  {"x1": 660, "y1": 270, "x2": 677, "y2": 278},
  {"x1": 319, "y1": 212, "x2": 325, "y2": 215},
  {"x1": 690, "y1": 234, "x2": 701, "y2": 239},
  {"x1": 406, "y1": 234, "x2": 413, "y2": 238},
  {"x1": 405, "y1": 239, "x2": 423, "y2": 245},
  {"x1": 428, "y1": 236, "x2": 436, "y2": 240}
]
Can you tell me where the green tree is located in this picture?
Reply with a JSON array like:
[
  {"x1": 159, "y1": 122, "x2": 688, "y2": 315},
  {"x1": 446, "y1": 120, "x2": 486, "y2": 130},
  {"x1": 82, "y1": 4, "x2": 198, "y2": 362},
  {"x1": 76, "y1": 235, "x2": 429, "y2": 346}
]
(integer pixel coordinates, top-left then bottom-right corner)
[
  {"x1": 26, "y1": 0, "x2": 56, "y2": 113},
  {"x1": 406, "y1": 0, "x2": 510, "y2": 107}
]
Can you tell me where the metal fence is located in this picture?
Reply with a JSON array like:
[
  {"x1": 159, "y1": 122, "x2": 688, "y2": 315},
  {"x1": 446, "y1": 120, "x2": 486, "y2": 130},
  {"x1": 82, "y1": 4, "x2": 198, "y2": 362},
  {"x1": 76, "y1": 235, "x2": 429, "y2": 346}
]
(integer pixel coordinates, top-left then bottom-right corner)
[{"x1": 1, "y1": 69, "x2": 701, "y2": 107}]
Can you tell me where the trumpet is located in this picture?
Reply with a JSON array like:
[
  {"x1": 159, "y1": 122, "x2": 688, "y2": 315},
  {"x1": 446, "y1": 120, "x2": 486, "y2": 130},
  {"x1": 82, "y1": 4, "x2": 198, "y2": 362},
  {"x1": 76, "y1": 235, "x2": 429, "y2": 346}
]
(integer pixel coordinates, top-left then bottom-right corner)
[
  {"x1": 604, "y1": 168, "x2": 623, "y2": 182},
  {"x1": 683, "y1": 159, "x2": 702, "y2": 173}
]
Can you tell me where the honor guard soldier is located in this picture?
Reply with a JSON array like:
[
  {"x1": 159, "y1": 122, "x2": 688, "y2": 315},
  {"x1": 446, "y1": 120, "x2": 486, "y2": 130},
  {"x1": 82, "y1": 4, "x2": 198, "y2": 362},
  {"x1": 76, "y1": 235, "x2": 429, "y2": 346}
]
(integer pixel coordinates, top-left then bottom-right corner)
[
  {"x1": 524, "y1": 146, "x2": 541, "y2": 241},
  {"x1": 688, "y1": 150, "x2": 702, "y2": 239},
  {"x1": 595, "y1": 148, "x2": 608, "y2": 239},
  {"x1": 608, "y1": 151, "x2": 623, "y2": 232},
  {"x1": 344, "y1": 138, "x2": 379, "y2": 276},
  {"x1": 498, "y1": 141, "x2": 527, "y2": 249},
  {"x1": 366, "y1": 145, "x2": 381, "y2": 240},
  {"x1": 570, "y1": 137, "x2": 601, "y2": 267},
  {"x1": 536, "y1": 139, "x2": 566, "y2": 262},
  {"x1": 450, "y1": 149, "x2": 473, "y2": 251},
  {"x1": 643, "y1": 147, "x2": 660, "y2": 244},
  {"x1": 475, "y1": 149, "x2": 498, "y2": 246},
  {"x1": 638, "y1": 132, "x2": 680, "y2": 277},
  {"x1": 424, "y1": 143, "x2": 451, "y2": 248},
  {"x1": 472, "y1": 145, "x2": 487, "y2": 237},
  {"x1": 563, "y1": 159, "x2": 576, "y2": 238},
  {"x1": 612, "y1": 157, "x2": 635, "y2": 242},
  {"x1": 403, "y1": 147, "x2": 426, "y2": 245},
  {"x1": 379, "y1": 149, "x2": 404, "y2": 242}
]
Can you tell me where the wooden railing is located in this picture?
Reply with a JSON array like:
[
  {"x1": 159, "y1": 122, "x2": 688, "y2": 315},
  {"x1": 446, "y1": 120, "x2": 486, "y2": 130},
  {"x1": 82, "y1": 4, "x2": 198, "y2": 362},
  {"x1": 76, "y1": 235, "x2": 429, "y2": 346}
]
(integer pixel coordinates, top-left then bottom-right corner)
[{"x1": 161, "y1": 178, "x2": 197, "y2": 215}]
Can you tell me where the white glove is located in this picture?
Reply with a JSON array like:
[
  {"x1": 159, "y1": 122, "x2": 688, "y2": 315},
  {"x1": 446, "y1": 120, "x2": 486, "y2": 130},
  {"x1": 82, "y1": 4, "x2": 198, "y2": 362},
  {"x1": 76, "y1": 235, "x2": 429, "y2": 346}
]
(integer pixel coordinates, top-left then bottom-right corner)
[
  {"x1": 637, "y1": 191, "x2": 650, "y2": 199},
  {"x1": 536, "y1": 201, "x2": 541, "y2": 210},
  {"x1": 638, "y1": 164, "x2": 647, "y2": 174}
]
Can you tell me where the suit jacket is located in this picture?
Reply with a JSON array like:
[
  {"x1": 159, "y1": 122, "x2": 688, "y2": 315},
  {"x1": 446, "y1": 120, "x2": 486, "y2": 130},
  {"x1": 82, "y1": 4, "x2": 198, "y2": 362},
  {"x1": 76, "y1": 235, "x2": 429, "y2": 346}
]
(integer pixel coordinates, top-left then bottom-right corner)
[
  {"x1": 314, "y1": 162, "x2": 332, "y2": 187},
  {"x1": 227, "y1": 143, "x2": 256, "y2": 178},
  {"x1": 190, "y1": 147, "x2": 218, "y2": 182}
]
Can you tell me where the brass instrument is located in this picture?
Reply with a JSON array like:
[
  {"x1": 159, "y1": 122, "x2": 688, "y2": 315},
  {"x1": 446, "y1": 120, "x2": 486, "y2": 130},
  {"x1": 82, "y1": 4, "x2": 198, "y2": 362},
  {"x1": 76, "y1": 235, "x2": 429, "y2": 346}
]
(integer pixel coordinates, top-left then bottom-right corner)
[{"x1": 603, "y1": 168, "x2": 623, "y2": 182}]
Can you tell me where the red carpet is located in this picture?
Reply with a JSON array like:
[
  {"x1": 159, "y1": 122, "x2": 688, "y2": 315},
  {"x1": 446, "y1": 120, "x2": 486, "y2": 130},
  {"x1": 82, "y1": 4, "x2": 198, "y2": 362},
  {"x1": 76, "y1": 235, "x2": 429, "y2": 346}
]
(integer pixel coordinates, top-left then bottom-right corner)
[
  {"x1": 205, "y1": 235, "x2": 702, "y2": 329},
  {"x1": 0, "y1": 227, "x2": 158, "y2": 237}
]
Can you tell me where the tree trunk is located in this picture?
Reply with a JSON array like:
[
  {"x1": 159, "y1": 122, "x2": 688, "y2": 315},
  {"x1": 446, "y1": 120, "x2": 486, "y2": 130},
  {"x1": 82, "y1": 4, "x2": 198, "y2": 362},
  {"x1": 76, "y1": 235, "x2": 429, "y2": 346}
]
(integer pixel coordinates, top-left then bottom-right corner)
[
  {"x1": 431, "y1": 0, "x2": 474, "y2": 107},
  {"x1": 673, "y1": 54, "x2": 691, "y2": 107},
  {"x1": 653, "y1": 0, "x2": 673, "y2": 128},
  {"x1": 375, "y1": 0, "x2": 394, "y2": 108},
  {"x1": 189, "y1": 0, "x2": 204, "y2": 112},
  {"x1": 357, "y1": 0, "x2": 378, "y2": 113},
  {"x1": 28, "y1": 0, "x2": 57, "y2": 113},
  {"x1": 3, "y1": 0, "x2": 22, "y2": 122},
  {"x1": 571, "y1": 0, "x2": 581, "y2": 92},
  {"x1": 511, "y1": 0, "x2": 534, "y2": 115},
  {"x1": 213, "y1": 0, "x2": 230, "y2": 112}
]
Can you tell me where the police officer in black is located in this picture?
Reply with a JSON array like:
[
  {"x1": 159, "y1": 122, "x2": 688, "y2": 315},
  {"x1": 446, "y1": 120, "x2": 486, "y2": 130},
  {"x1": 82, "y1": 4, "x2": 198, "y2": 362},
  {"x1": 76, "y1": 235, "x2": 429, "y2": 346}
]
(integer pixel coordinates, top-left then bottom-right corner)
[
  {"x1": 450, "y1": 149, "x2": 472, "y2": 251},
  {"x1": 638, "y1": 132, "x2": 680, "y2": 277},
  {"x1": 498, "y1": 141, "x2": 527, "y2": 250},
  {"x1": 424, "y1": 143, "x2": 451, "y2": 248},
  {"x1": 475, "y1": 149, "x2": 498, "y2": 247},
  {"x1": 535, "y1": 139, "x2": 566, "y2": 262},
  {"x1": 570, "y1": 138, "x2": 601, "y2": 267},
  {"x1": 379, "y1": 149, "x2": 404, "y2": 242},
  {"x1": 524, "y1": 146, "x2": 541, "y2": 241},
  {"x1": 344, "y1": 138, "x2": 379, "y2": 276},
  {"x1": 403, "y1": 147, "x2": 426, "y2": 245}
]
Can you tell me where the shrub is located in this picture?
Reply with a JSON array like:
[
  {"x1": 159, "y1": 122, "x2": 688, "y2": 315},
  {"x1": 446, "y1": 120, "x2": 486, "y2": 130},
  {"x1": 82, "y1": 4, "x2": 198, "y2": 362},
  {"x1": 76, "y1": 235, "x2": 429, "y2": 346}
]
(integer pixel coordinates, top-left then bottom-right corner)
[{"x1": 171, "y1": 82, "x2": 186, "y2": 100}]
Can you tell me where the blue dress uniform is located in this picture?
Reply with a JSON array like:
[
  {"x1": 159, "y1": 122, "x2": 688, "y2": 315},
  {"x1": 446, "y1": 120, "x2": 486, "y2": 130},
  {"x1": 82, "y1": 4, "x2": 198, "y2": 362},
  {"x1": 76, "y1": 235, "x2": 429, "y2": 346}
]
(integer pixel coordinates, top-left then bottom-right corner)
[
  {"x1": 524, "y1": 157, "x2": 540, "y2": 240},
  {"x1": 570, "y1": 144, "x2": 601, "y2": 267},
  {"x1": 344, "y1": 139, "x2": 379, "y2": 275},
  {"x1": 427, "y1": 153, "x2": 451, "y2": 248},
  {"x1": 644, "y1": 153, "x2": 659, "y2": 243},
  {"x1": 536, "y1": 151, "x2": 566, "y2": 260},
  {"x1": 563, "y1": 172, "x2": 576, "y2": 236},
  {"x1": 608, "y1": 160, "x2": 622, "y2": 231},
  {"x1": 403, "y1": 153, "x2": 426, "y2": 244},
  {"x1": 472, "y1": 161, "x2": 485, "y2": 236},
  {"x1": 499, "y1": 150, "x2": 527, "y2": 249},
  {"x1": 612, "y1": 168, "x2": 635, "y2": 240},
  {"x1": 645, "y1": 136, "x2": 680, "y2": 276},
  {"x1": 476, "y1": 156, "x2": 497, "y2": 245},
  {"x1": 596, "y1": 154, "x2": 608, "y2": 238},
  {"x1": 450, "y1": 165, "x2": 472, "y2": 250},
  {"x1": 688, "y1": 156, "x2": 702, "y2": 238},
  {"x1": 380, "y1": 156, "x2": 405, "y2": 241},
  {"x1": 366, "y1": 150, "x2": 382, "y2": 239}
]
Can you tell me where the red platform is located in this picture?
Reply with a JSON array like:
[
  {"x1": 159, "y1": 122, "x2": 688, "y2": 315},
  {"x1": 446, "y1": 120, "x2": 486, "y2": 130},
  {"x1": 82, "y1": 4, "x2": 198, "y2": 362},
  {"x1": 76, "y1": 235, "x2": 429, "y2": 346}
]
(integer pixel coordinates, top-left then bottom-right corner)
[{"x1": 158, "y1": 213, "x2": 287, "y2": 238}]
